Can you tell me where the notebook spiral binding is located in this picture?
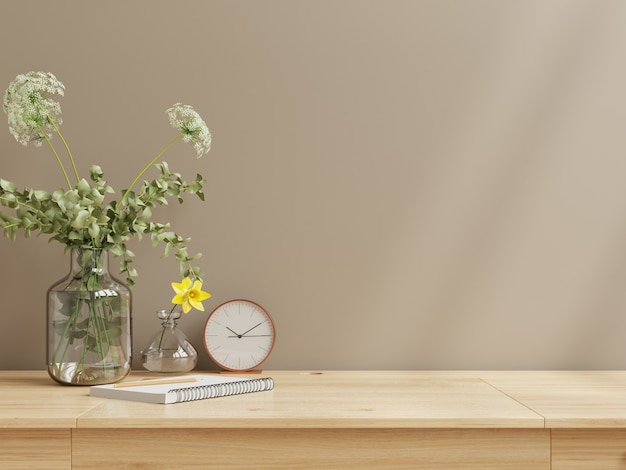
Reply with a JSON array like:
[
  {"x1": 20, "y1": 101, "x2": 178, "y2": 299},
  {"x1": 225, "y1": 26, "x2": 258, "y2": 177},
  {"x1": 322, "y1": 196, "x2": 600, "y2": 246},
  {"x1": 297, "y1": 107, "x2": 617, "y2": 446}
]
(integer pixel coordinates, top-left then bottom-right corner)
[{"x1": 170, "y1": 377, "x2": 275, "y2": 403}]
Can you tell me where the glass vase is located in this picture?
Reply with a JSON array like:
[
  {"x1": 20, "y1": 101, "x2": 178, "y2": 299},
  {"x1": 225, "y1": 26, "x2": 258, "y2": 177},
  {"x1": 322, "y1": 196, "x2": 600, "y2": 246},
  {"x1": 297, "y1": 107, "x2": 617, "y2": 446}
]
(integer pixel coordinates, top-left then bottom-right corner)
[
  {"x1": 46, "y1": 248, "x2": 132, "y2": 385},
  {"x1": 141, "y1": 309, "x2": 198, "y2": 373}
]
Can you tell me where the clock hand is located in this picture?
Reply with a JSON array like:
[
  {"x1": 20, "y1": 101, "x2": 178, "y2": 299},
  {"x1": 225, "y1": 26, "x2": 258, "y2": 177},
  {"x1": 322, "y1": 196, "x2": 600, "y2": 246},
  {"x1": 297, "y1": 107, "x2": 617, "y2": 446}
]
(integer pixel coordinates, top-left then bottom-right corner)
[
  {"x1": 226, "y1": 334, "x2": 273, "y2": 338},
  {"x1": 225, "y1": 323, "x2": 266, "y2": 339},
  {"x1": 226, "y1": 326, "x2": 243, "y2": 338},
  {"x1": 239, "y1": 322, "x2": 263, "y2": 337}
]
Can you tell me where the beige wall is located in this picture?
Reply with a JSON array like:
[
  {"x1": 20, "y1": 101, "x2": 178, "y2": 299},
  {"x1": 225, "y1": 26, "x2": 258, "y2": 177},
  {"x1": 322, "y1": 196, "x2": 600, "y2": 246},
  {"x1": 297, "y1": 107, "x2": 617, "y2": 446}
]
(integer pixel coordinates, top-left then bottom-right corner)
[{"x1": 2, "y1": 0, "x2": 626, "y2": 371}]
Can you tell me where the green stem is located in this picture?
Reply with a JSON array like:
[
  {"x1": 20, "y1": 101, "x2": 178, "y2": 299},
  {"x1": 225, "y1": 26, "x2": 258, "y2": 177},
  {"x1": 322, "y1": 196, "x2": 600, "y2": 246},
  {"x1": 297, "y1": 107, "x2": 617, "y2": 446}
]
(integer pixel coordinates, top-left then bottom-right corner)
[
  {"x1": 186, "y1": 261, "x2": 201, "y2": 281},
  {"x1": 157, "y1": 312, "x2": 173, "y2": 351},
  {"x1": 46, "y1": 115, "x2": 80, "y2": 183},
  {"x1": 39, "y1": 126, "x2": 72, "y2": 189},
  {"x1": 116, "y1": 134, "x2": 183, "y2": 211},
  {"x1": 90, "y1": 302, "x2": 109, "y2": 372},
  {"x1": 51, "y1": 251, "x2": 106, "y2": 381},
  {"x1": 34, "y1": 101, "x2": 80, "y2": 184},
  {"x1": 0, "y1": 196, "x2": 39, "y2": 213},
  {"x1": 52, "y1": 300, "x2": 81, "y2": 367}
]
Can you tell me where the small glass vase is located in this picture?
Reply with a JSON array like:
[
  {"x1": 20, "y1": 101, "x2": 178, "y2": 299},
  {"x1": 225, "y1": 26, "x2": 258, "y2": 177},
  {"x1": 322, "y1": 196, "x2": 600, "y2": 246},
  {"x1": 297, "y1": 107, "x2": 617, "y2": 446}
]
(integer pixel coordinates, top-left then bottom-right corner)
[
  {"x1": 46, "y1": 248, "x2": 132, "y2": 385},
  {"x1": 141, "y1": 309, "x2": 198, "y2": 373}
]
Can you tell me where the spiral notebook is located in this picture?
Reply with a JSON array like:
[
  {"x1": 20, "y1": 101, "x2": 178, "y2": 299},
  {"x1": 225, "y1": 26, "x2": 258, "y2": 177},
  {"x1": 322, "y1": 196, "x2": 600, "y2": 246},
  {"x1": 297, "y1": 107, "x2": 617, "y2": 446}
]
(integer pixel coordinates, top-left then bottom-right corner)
[{"x1": 90, "y1": 374, "x2": 275, "y2": 404}]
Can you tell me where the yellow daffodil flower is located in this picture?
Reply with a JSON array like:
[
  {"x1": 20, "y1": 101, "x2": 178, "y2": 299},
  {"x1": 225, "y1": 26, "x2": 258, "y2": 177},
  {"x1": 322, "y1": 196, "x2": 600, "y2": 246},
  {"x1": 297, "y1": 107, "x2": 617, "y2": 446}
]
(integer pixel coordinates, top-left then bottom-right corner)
[{"x1": 171, "y1": 277, "x2": 211, "y2": 313}]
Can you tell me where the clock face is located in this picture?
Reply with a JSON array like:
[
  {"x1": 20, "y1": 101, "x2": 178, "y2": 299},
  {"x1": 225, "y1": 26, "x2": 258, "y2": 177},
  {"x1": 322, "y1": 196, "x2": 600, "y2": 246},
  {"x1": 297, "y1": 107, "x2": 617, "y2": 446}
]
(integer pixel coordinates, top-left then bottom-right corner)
[{"x1": 203, "y1": 299, "x2": 276, "y2": 371}]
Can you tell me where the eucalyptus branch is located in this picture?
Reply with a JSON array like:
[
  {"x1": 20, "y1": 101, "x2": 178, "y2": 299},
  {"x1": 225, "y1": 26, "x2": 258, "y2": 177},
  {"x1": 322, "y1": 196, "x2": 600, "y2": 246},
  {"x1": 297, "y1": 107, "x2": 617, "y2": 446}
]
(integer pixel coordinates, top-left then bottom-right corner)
[
  {"x1": 0, "y1": 195, "x2": 38, "y2": 213},
  {"x1": 116, "y1": 134, "x2": 182, "y2": 211}
]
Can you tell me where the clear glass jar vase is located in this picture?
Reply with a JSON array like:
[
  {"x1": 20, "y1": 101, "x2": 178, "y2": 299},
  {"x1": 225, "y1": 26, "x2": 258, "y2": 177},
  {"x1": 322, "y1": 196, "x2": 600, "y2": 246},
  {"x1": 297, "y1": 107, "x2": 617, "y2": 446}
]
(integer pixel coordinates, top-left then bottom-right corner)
[
  {"x1": 46, "y1": 248, "x2": 132, "y2": 385},
  {"x1": 141, "y1": 309, "x2": 198, "y2": 373}
]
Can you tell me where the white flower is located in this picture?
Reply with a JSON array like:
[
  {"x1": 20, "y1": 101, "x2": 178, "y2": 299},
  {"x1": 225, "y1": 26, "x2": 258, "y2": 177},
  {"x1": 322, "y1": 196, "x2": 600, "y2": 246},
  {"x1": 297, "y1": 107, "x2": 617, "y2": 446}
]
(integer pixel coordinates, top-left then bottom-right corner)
[
  {"x1": 166, "y1": 103, "x2": 211, "y2": 157},
  {"x1": 2, "y1": 71, "x2": 65, "y2": 146}
]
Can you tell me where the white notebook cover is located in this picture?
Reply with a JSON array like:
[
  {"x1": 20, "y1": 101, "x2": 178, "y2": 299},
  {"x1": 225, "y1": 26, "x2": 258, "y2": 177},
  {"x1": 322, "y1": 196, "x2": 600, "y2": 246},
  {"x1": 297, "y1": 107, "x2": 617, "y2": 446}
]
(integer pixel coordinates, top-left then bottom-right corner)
[{"x1": 90, "y1": 374, "x2": 274, "y2": 404}]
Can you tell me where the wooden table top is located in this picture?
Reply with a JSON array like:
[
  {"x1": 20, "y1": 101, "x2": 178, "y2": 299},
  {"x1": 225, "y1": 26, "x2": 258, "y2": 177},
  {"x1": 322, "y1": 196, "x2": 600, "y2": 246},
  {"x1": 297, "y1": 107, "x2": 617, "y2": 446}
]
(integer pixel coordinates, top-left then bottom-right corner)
[
  {"x1": 479, "y1": 370, "x2": 626, "y2": 428},
  {"x1": 1, "y1": 370, "x2": 625, "y2": 429}
]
